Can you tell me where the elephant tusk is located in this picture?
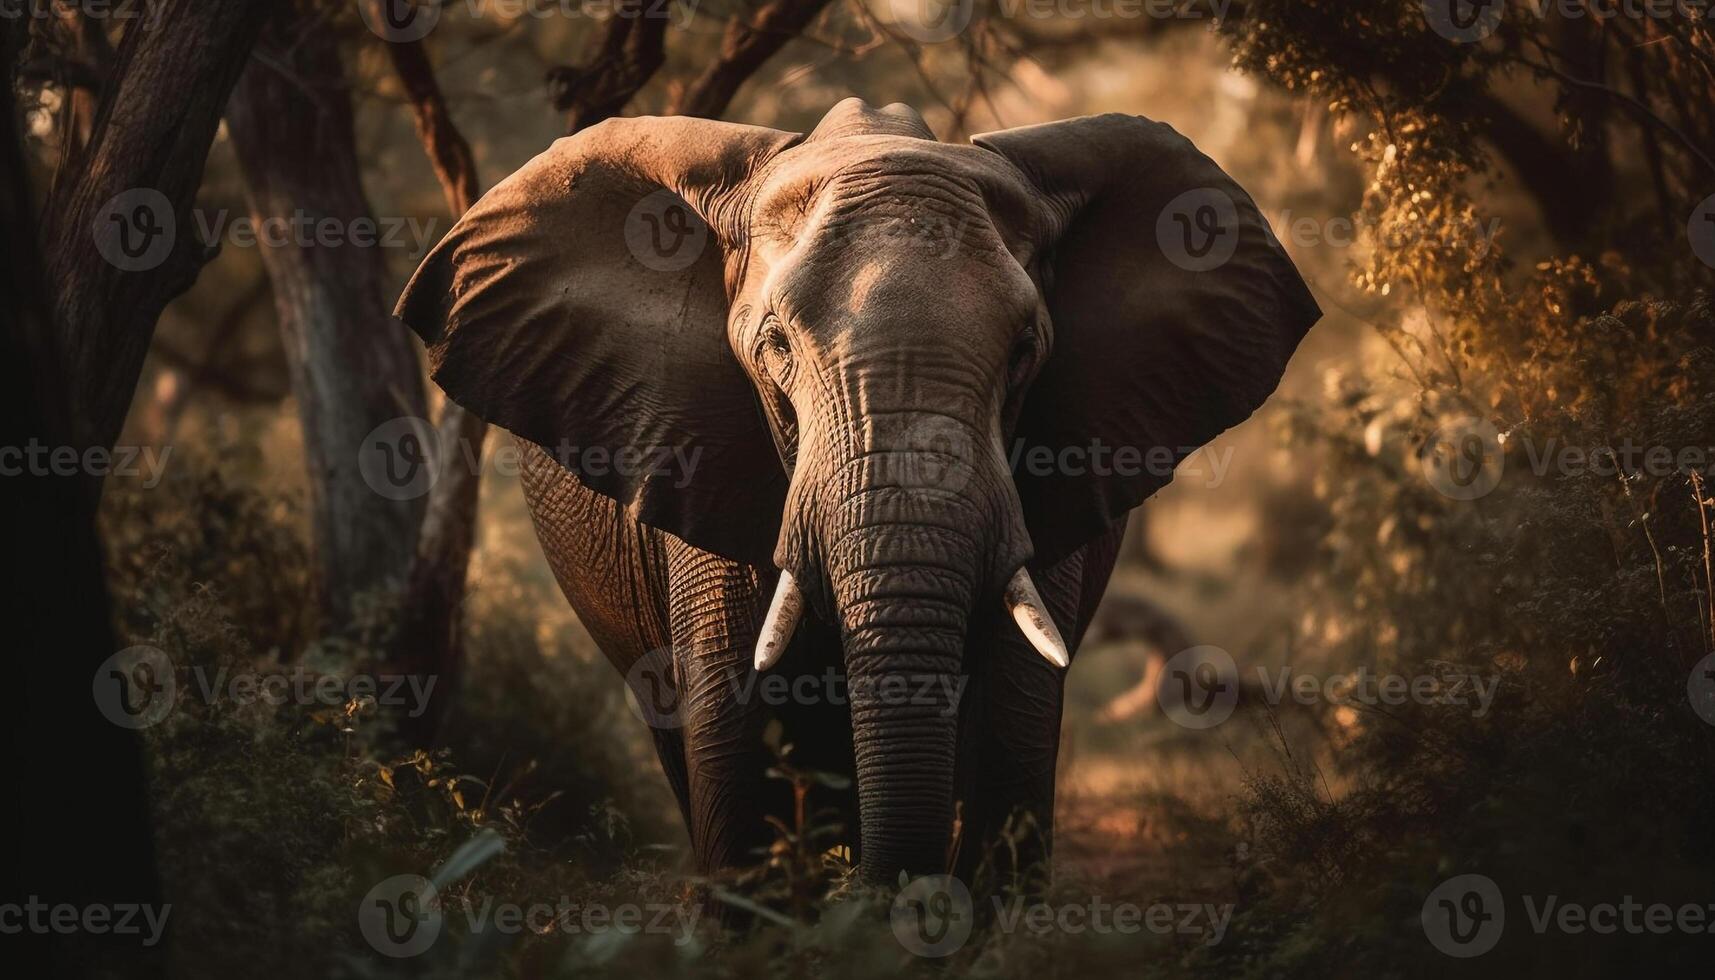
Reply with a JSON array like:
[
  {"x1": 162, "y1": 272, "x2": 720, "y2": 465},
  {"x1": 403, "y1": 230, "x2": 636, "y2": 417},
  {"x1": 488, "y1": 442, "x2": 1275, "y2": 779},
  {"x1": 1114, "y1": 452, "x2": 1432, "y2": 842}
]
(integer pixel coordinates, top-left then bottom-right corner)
[
  {"x1": 1004, "y1": 567, "x2": 1069, "y2": 668},
  {"x1": 754, "y1": 570, "x2": 804, "y2": 671}
]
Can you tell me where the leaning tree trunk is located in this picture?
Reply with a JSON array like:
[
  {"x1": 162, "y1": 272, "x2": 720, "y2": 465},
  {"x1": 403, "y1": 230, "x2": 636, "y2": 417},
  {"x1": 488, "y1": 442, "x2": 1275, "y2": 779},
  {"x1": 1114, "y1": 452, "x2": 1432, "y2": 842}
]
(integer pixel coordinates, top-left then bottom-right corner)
[
  {"x1": 226, "y1": 23, "x2": 430, "y2": 632},
  {"x1": 42, "y1": 0, "x2": 269, "y2": 458}
]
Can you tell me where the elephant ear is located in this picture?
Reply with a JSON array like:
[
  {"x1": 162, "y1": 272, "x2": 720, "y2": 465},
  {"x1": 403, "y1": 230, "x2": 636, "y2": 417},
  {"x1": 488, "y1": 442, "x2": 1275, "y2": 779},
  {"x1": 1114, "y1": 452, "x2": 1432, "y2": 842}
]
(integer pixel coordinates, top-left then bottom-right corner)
[
  {"x1": 973, "y1": 114, "x2": 1320, "y2": 566},
  {"x1": 395, "y1": 116, "x2": 801, "y2": 566}
]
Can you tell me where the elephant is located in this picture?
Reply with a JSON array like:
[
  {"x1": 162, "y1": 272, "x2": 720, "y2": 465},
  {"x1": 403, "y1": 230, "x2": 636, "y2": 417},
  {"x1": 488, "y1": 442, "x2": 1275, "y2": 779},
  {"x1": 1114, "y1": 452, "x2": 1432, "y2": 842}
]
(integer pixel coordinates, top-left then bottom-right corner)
[{"x1": 393, "y1": 98, "x2": 1319, "y2": 888}]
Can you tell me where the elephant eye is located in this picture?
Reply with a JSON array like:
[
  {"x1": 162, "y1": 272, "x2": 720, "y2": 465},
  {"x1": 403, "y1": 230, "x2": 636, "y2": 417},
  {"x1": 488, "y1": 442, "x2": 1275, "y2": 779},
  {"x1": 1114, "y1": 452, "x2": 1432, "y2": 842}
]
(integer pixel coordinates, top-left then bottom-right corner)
[
  {"x1": 1007, "y1": 335, "x2": 1038, "y2": 390},
  {"x1": 759, "y1": 319, "x2": 795, "y2": 384}
]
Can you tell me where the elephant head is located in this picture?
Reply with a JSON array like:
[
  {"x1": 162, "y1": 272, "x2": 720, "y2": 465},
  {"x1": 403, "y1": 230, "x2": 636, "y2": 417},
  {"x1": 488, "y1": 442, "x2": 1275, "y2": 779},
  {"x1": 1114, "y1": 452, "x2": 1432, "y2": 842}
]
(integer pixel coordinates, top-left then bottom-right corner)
[{"x1": 395, "y1": 99, "x2": 1318, "y2": 883}]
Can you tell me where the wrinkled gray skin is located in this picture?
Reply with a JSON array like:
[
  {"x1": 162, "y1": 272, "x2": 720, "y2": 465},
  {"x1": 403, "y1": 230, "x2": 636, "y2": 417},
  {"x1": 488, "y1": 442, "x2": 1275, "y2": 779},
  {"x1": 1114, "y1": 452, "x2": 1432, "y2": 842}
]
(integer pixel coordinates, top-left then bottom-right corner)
[{"x1": 396, "y1": 99, "x2": 1319, "y2": 887}]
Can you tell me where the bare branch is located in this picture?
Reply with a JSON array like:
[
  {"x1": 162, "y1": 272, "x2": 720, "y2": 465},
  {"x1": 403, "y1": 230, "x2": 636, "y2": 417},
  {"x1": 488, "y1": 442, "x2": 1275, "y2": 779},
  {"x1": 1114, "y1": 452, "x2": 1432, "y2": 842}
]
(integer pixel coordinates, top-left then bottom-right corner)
[
  {"x1": 670, "y1": 0, "x2": 835, "y2": 118},
  {"x1": 1513, "y1": 55, "x2": 1715, "y2": 175},
  {"x1": 378, "y1": 33, "x2": 481, "y2": 214},
  {"x1": 547, "y1": 1, "x2": 670, "y2": 131}
]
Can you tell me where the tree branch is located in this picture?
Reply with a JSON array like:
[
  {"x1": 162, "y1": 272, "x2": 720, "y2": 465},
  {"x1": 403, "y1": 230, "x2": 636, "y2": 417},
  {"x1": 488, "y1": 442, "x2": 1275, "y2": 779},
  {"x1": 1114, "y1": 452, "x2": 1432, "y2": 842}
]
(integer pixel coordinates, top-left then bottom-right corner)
[
  {"x1": 380, "y1": 33, "x2": 481, "y2": 215},
  {"x1": 547, "y1": 1, "x2": 670, "y2": 131},
  {"x1": 372, "y1": 19, "x2": 491, "y2": 737},
  {"x1": 669, "y1": 0, "x2": 834, "y2": 119},
  {"x1": 1515, "y1": 55, "x2": 1715, "y2": 175}
]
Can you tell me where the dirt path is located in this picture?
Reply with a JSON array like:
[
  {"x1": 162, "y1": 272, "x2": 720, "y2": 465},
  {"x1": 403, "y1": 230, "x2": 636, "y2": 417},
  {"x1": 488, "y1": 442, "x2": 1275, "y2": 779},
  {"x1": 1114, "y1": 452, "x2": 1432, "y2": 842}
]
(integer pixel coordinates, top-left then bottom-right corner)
[{"x1": 1051, "y1": 736, "x2": 1248, "y2": 903}]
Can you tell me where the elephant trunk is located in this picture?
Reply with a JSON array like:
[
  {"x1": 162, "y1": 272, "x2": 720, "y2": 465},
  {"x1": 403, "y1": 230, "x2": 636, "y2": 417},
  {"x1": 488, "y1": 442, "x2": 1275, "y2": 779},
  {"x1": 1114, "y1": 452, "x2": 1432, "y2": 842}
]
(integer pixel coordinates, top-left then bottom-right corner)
[
  {"x1": 815, "y1": 427, "x2": 1015, "y2": 884},
  {"x1": 829, "y1": 523, "x2": 970, "y2": 883}
]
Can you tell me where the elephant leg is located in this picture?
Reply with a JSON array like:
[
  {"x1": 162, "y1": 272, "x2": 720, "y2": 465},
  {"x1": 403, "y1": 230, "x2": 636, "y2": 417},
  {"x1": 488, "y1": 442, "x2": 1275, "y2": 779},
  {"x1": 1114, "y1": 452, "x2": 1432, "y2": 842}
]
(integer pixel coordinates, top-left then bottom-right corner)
[
  {"x1": 955, "y1": 516, "x2": 1128, "y2": 890},
  {"x1": 663, "y1": 538, "x2": 785, "y2": 874},
  {"x1": 516, "y1": 441, "x2": 697, "y2": 828}
]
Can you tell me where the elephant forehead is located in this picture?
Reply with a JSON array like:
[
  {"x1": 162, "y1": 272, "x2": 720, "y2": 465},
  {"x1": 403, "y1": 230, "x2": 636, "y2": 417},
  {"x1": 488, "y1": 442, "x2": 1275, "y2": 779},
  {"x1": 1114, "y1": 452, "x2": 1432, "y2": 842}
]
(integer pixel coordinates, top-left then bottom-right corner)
[
  {"x1": 756, "y1": 226, "x2": 1045, "y2": 356},
  {"x1": 750, "y1": 136, "x2": 1049, "y2": 256}
]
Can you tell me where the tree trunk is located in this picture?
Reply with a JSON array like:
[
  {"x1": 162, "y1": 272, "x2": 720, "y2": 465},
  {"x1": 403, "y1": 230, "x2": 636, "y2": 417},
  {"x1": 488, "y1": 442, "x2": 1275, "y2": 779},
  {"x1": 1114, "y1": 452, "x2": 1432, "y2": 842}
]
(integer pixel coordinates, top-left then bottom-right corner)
[
  {"x1": 42, "y1": 0, "x2": 269, "y2": 457},
  {"x1": 388, "y1": 402, "x2": 486, "y2": 739},
  {"x1": 226, "y1": 23, "x2": 429, "y2": 631},
  {"x1": 4, "y1": 18, "x2": 162, "y2": 978},
  {"x1": 376, "y1": 25, "x2": 490, "y2": 739}
]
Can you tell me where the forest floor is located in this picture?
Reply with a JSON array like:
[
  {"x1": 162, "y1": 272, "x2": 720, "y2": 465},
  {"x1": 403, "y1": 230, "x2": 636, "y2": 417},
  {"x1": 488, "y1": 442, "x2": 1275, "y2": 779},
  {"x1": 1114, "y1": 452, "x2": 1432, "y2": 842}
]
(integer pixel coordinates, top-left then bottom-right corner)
[{"x1": 1047, "y1": 688, "x2": 1338, "y2": 922}]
